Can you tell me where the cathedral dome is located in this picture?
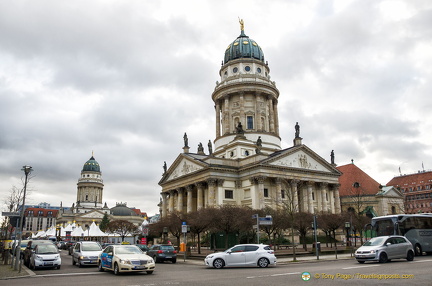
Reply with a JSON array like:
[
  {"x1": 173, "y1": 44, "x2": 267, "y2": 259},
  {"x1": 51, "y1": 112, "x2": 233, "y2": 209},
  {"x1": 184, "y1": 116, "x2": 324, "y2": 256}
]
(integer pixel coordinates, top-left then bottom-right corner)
[
  {"x1": 82, "y1": 156, "x2": 101, "y2": 172},
  {"x1": 224, "y1": 30, "x2": 265, "y2": 65},
  {"x1": 110, "y1": 203, "x2": 137, "y2": 216}
]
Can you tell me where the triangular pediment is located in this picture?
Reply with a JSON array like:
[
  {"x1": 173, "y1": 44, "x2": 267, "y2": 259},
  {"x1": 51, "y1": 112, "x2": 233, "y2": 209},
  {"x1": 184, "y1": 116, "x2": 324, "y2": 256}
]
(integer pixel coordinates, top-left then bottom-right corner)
[
  {"x1": 77, "y1": 210, "x2": 105, "y2": 219},
  {"x1": 267, "y1": 146, "x2": 336, "y2": 173},
  {"x1": 165, "y1": 156, "x2": 205, "y2": 182}
]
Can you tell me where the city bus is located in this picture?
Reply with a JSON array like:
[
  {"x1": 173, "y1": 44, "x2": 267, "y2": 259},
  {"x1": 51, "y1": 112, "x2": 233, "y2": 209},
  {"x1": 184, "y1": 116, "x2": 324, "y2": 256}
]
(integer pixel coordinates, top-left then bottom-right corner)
[{"x1": 366, "y1": 214, "x2": 432, "y2": 256}]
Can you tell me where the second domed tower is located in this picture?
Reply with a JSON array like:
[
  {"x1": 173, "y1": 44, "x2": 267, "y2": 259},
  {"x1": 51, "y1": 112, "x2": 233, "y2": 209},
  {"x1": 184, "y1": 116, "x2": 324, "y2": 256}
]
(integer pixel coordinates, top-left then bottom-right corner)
[
  {"x1": 212, "y1": 21, "x2": 281, "y2": 159},
  {"x1": 76, "y1": 155, "x2": 104, "y2": 211}
]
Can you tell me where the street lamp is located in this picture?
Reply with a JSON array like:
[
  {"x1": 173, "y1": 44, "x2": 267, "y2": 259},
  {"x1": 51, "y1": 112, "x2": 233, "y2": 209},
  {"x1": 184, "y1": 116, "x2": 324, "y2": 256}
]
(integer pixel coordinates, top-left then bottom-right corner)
[
  {"x1": 344, "y1": 222, "x2": 351, "y2": 248},
  {"x1": 14, "y1": 165, "x2": 32, "y2": 271},
  {"x1": 163, "y1": 227, "x2": 168, "y2": 243}
]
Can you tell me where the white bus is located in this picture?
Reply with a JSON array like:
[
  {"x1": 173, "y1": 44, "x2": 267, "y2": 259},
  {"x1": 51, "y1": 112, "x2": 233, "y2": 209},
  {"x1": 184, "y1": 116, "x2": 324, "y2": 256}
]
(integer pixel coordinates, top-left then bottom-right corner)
[{"x1": 367, "y1": 214, "x2": 432, "y2": 256}]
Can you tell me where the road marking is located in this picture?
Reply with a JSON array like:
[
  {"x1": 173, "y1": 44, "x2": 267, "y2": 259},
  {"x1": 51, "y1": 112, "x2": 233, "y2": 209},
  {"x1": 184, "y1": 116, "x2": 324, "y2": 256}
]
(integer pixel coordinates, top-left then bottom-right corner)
[
  {"x1": 343, "y1": 265, "x2": 380, "y2": 270},
  {"x1": 36, "y1": 272, "x2": 104, "y2": 277},
  {"x1": 247, "y1": 272, "x2": 301, "y2": 279},
  {"x1": 411, "y1": 259, "x2": 432, "y2": 263}
]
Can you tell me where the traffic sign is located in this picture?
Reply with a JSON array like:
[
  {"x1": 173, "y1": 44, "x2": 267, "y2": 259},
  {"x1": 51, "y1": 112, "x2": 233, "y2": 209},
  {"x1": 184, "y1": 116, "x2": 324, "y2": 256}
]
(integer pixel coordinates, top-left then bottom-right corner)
[
  {"x1": 2, "y1": 212, "x2": 20, "y2": 217},
  {"x1": 258, "y1": 217, "x2": 273, "y2": 225},
  {"x1": 182, "y1": 225, "x2": 188, "y2": 233}
]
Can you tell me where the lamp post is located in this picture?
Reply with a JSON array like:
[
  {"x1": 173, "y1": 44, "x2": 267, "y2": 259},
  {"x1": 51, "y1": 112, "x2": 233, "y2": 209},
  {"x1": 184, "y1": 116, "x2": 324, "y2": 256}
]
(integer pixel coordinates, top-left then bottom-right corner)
[
  {"x1": 14, "y1": 165, "x2": 32, "y2": 271},
  {"x1": 344, "y1": 221, "x2": 351, "y2": 249},
  {"x1": 163, "y1": 227, "x2": 168, "y2": 243}
]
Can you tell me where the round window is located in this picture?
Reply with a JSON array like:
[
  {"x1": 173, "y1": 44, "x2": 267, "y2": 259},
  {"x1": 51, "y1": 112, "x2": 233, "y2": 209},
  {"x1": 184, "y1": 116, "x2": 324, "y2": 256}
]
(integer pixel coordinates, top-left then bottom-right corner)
[
  {"x1": 233, "y1": 67, "x2": 238, "y2": 73},
  {"x1": 245, "y1": 66, "x2": 251, "y2": 72},
  {"x1": 257, "y1": 67, "x2": 261, "y2": 73}
]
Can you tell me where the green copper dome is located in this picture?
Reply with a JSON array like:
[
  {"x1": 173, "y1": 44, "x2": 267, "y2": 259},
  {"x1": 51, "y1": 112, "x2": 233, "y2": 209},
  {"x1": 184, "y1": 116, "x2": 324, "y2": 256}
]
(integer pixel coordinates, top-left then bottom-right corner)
[
  {"x1": 82, "y1": 156, "x2": 100, "y2": 172},
  {"x1": 224, "y1": 30, "x2": 265, "y2": 65}
]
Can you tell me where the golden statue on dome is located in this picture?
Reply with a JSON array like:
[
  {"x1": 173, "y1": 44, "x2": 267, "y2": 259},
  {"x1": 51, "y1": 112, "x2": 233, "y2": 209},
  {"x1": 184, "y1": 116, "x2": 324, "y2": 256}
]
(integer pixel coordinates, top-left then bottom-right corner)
[{"x1": 238, "y1": 17, "x2": 244, "y2": 31}]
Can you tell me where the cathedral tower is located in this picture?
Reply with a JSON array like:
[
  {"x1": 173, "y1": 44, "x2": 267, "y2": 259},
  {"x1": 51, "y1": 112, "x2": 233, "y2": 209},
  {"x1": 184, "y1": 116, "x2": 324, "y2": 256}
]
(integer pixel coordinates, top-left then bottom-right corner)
[
  {"x1": 212, "y1": 21, "x2": 281, "y2": 159},
  {"x1": 76, "y1": 155, "x2": 104, "y2": 210}
]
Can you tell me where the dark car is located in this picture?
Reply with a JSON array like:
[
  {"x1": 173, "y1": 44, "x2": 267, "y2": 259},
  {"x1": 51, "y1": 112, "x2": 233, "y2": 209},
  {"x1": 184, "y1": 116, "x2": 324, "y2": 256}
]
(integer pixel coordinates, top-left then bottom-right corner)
[
  {"x1": 135, "y1": 244, "x2": 149, "y2": 253},
  {"x1": 147, "y1": 244, "x2": 177, "y2": 263},
  {"x1": 23, "y1": 240, "x2": 55, "y2": 267}
]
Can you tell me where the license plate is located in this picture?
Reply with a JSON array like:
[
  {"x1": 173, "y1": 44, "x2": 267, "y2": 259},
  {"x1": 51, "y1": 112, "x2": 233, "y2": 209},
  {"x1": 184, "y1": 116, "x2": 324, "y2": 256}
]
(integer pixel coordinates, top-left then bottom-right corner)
[
  {"x1": 44, "y1": 262, "x2": 53, "y2": 266},
  {"x1": 134, "y1": 266, "x2": 145, "y2": 270},
  {"x1": 165, "y1": 256, "x2": 171, "y2": 259},
  {"x1": 89, "y1": 260, "x2": 92, "y2": 263}
]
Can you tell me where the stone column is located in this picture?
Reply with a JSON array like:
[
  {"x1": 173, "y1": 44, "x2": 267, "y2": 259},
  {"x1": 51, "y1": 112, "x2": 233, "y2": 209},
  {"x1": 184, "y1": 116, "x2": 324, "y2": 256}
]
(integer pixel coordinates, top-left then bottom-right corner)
[
  {"x1": 256, "y1": 176, "x2": 266, "y2": 209},
  {"x1": 215, "y1": 101, "x2": 221, "y2": 137},
  {"x1": 168, "y1": 190, "x2": 174, "y2": 213},
  {"x1": 290, "y1": 179, "x2": 299, "y2": 212},
  {"x1": 268, "y1": 97, "x2": 275, "y2": 133},
  {"x1": 216, "y1": 179, "x2": 224, "y2": 205},
  {"x1": 307, "y1": 181, "x2": 314, "y2": 214},
  {"x1": 196, "y1": 182, "x2": 204, "y2": 210},
  {"x1": 320, "y1": 183, "x2": 328, "y2": 212},
  {"x1": 273, "y1": 100, "x2": 279, "y2": 136},
  {"x1": 224, "y1": 97, "x2": 230, "y2": 134},
  {"x1": 239, "y1": 92, "x2": 245, "y2": 127},
  {"x1": 161, "y1": 192, "x2": 168, "y2": 217},
  {"x1": 329, "y1": 189, "x2": 335, "y2": 214},
  {"x1": 186, "y1": 185, "x2": 193, "y2": 213},
  {"x1": 333, "y1": 184, "x2": 341, "y2": 214},
  {"x1": 207, "y1": 179, "x2": 217, "y2": 207},
  {"x1": 275, "y1": 178, "x2": 283, "y2": 207},
  {"x1": 177, "y1": 188, "x2": 184, "y2": 213}
]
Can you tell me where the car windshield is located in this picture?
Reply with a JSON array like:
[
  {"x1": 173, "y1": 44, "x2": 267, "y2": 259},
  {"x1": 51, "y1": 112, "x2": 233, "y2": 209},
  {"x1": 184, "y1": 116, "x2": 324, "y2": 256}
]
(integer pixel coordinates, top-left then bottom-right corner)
[
  {"x1": 363, "y1": 237, "x2": 386, "y2": 246},
  {"x1": 36, "y1": 245, "x2": 58, "y2": 254},
  {"x1": 82, "y1": 244, "x2": 102, "y2": 251},
  {"x1": 115, "y1": 246, "x2": 142, "y2": 254}
]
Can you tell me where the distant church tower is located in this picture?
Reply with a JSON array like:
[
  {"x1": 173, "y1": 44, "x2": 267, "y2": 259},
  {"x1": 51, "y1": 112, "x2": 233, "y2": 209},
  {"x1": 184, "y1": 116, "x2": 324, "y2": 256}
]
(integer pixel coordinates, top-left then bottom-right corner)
[
  {"x1": 212, "y1": 21, "x2": 281, "y2": 158},
  {"x1": 76, "y1": 154, "x2": 104, "y2": 212}
]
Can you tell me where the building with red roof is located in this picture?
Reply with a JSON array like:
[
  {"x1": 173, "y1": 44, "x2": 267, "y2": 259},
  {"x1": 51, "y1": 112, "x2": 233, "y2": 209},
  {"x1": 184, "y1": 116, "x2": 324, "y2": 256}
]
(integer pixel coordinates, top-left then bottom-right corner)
[
  {"x1": 337, "y1": 162, "x2": 404, "y2": 216},
  {"x1": 386, "y1": 170, "x2": 432, "y2": 214}
]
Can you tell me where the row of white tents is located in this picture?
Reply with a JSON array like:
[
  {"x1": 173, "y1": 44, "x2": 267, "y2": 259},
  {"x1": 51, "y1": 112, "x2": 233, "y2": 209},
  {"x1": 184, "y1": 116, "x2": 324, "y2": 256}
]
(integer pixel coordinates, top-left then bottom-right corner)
[{"x1": 31, "y1": 222, "x2": 114, "y2": 239}]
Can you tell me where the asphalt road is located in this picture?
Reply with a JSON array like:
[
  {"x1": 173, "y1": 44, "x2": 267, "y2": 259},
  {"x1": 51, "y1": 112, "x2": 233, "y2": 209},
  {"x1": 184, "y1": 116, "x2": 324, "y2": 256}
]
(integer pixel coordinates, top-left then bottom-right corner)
[{"x1": 7, "y1": 251, "x2": 432, "y2": 286}]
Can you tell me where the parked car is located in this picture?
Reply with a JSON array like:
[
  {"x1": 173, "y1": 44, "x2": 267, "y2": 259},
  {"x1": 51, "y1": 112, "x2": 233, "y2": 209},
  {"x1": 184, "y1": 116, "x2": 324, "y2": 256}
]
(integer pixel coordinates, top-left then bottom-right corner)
[
  {"x1": 204, "y1": 244, "x2": 277, "y2": 269},
  {"x1": 98, "y1": 244, "x2": 155, "y2": 275},
  {"x1": 147, "y1": 244, "x2": 177, "y2": 263},
  {"x1": 355, "y1": 235, "x2": 415, "y2": 263},
  {"x1": 29, "y1": 244, "x2": 61, "y2": 270},
  {"x1": 72, "y1": 241, "x2": 102, "y2": 267},
  {"x1": 135, "y1": 244, "x2": 149, "y2": 253},
  {"x1": 23, "y1": 240, "x2": 55, "y2": 266}
]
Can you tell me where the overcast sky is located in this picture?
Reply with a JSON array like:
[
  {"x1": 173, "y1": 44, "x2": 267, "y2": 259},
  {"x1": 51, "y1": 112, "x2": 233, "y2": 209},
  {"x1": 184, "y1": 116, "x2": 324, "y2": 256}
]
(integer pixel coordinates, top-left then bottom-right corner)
[{"x1": 1, "y1": 0, "x2": 431, "y2": 217}]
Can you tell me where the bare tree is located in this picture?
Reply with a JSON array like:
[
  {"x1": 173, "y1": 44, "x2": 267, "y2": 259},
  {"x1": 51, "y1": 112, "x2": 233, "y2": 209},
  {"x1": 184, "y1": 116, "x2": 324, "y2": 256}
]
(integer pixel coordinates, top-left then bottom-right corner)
[
  {"x1": 1, "y1": 179, "x2": 34, "y2": 240},
  {"x1": 294, "y1": 212, "x2": 313, "y2": 250},
  {"x1": 188, "y1": 208, "x2": 214, "y2": 254},
  {"x1": 106, "y1": 220, "x2": 139, "y2": 242},
  {"x1": 210, "y1": 205, "x2": 254, "y2": 249}
]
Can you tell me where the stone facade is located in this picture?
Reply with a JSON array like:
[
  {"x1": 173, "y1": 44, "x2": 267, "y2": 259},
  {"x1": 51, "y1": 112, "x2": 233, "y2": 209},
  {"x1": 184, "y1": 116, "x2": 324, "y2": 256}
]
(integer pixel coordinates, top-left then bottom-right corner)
[{"x1": 159, "y1": 24, "x2": 342, "y2": 216}]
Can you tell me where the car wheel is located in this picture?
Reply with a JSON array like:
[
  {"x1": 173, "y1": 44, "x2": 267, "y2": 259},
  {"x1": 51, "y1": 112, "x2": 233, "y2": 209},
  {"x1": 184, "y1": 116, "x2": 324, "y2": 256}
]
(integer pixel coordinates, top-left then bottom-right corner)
[
  {"x1": 146, "y1": 270, "x2": 154, "y2": 274},
  {"x1": 407, "y1": 250, "x2": 414, "y2": 261},
  {"x1": 213, "y1": 258, "x2": 224, "y2": 269},
  {"x1": 153, "y1": 256, "x2": 159, "y2": 263},
  {"x1": 257, "y1": 257, "x2": 269, "y2": 268},
  {"x1": 379, "y1": 252, "x2": 388, "y2": 263},
  {"x1": 414, "y1": 244, "x2": 422, "y2": 256},
  {"x1": 72, "y1": 258, "x2": 76, "y2": 265},
  {"x1": 172, "y1": 258, "x2": 177, "y2": 264},
  {"x1": 98, "y1": 262, "x2": 104, "y2": 272},
  {"x1": 29, "y1": 261, "x2": 34, "y2": 270},
  {"x1": 56, "y1": 265, "x2": 61, "y2": 270},
  {"x1": 114, "y1": 263, "x2": 120, "y2": 275},
  {"x1": 78, "y1": 259, "x2": 82, "y2": 268},
  {"x1": 357, "y1": 261, "x2": 365, "y2": 264}
]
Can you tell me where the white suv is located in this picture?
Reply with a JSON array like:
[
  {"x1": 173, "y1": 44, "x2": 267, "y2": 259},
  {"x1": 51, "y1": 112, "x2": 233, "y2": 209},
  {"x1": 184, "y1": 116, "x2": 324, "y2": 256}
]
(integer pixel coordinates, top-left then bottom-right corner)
[
  {"x1": 205, "y1": 244, "x2": 276, "y2": 269},
  {"x1": 355, "y1": 235, "x2": 415, "y2": 263}
]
